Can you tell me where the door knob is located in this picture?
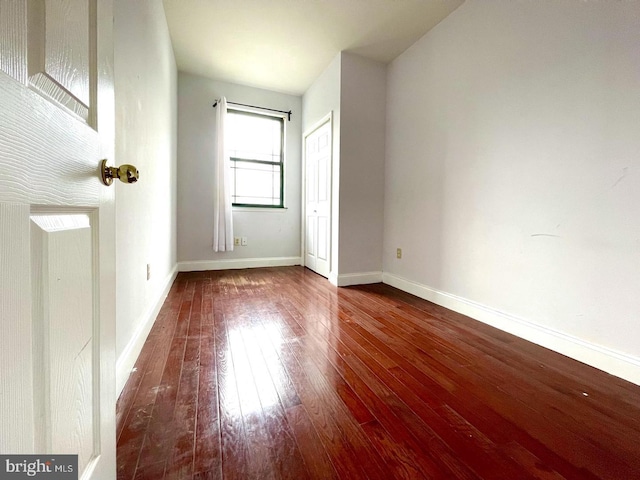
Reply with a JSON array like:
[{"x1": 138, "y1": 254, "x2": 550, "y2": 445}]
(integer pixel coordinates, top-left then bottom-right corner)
[{"x1": 100, "y1": 159, "x2": 139, "y2": 186}]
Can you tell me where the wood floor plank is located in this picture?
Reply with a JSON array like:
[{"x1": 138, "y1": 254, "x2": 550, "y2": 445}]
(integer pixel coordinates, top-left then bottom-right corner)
[
  {"x1": 345, "y1": 295, "x2": 639, "y2": 478},
  {"x1": 281, "y1": 294, "x2": 526, "y2": 480},
  {"x1": 116, "y1": 330, "x2": 155, "y2": 440},
  {"x1": 132, "y1": 460, "x2": 166, "y2": 480},
  {"x1": 165, "y1": 283, "x2": 203, "y2": 479},
  {"x1": 355, "y1": 296, "x2": 640, "y2": 475},
  {"x1": 321, "y1": 295, "x2": 597, "y2": 479},
  {"x1": 135, "y1": 282, "x2": 195, "y2": 474},
  {"x1": 349, "y1": 285, "x2": 640, "y2": 439},
  {"x1": 257, "y1": 313, "x2": 391, "y2": 480},
  {"x1": 502, "y1": 442, "x2": 567, "y2": 480},
  {"x1": 214, "y1": 311, "x2": 249, "y2": 480},
  {"x1": 251, "y1": 314, "x2": 301, "y2": 411},
  {"x1": 136, "y1": 331, "x2": 187, "y2": 469},
  {"x1": 284, "y1": 404, "x2": 338, "y2": 480},
  {"x1": 301, "y1": 327, "x2": 464, "y2": 479},
  {"x1": 117, "y1": 267, "x2": 640, "y2": 480},
  {"x1": 193, "y1": 314, "x2": 222, "y2": 477},
  {"x1": 368, "y1": 282, "x2": 640, "y2": 408},
  {"x1": 238, "y1": 318, "x2": 310, "y2": 480},
  {"x1": 276, "y1": 304, "x2": 375, "y2": 425},
  {"x1": 361, "y1": 419, "x2": 429, "y2": 479},
  {"x1": 224, "y1": 314, "x2": 277, "y2": 480},
  {"x1": 255, "y1": 322, "x2": 367, "y2": 479}
]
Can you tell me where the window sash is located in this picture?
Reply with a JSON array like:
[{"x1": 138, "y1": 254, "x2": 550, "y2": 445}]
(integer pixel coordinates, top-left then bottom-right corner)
[
  {"x1": 227, "y1": 109, "x2": 285, "y2": 208},
  {"x1": 230, "y1": 157, "x2": 284, "y2": 208}
]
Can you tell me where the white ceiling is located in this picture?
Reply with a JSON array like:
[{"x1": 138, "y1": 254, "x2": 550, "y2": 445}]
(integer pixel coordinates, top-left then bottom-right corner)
[{"x1": 162, "y1": 0, "x2": 464, "y2": 96}]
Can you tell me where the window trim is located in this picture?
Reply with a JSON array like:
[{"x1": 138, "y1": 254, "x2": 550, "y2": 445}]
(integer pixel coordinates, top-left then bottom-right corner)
[{"x1": 227, "y1": 108, "x2": 285, "y2": 208}]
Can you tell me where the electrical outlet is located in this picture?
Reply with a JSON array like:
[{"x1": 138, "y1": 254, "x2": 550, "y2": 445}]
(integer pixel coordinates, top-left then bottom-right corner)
[
  {"x1": 396, "y1": 248, "x2": 402, "y2": 259},
  {"x1": 146, "y1": 263, "x2": 151, "y2": 280},
  {"x1": 234, "y1": 237, "x2": 241, "y2": 246},
  {"x1": 241, "y1": 236, "x2": 247, "y2": 246}
]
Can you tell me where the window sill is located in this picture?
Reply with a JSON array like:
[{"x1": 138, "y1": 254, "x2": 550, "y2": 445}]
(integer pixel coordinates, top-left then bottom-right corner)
[{"x1": 233, "y1": 206, "x2": 288, "y2": 213}]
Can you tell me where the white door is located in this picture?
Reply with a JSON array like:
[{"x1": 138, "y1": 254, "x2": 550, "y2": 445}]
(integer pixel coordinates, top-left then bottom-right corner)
[
  {"x1": 304, "y1": 116, "x2": 332, "y2": 278},
  {"x1": 0, "y1": 1, "x2": 116, "y2": 479}
]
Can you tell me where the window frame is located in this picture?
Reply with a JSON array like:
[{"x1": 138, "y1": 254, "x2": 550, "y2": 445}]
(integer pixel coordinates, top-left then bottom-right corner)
[{"x1": 227, "y1": 108, "x2": 285, "y2": 209}]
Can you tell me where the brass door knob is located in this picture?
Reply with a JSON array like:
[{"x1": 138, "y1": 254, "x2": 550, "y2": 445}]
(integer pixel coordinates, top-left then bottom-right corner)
[{"x1": 100, "y1": 159, "x2": 139, "y2": 186}]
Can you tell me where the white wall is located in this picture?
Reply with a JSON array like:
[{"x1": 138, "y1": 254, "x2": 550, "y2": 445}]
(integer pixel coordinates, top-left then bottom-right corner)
[
  {"x1": 339, "y1": 52, "x2": 386, "y2": 279},
  {"x1": 302, "y1": 54, "x2": 342, "y2": 278},
  {"x1": 114, "y1": 0, "x2": 178, "y2": 395},
  {"x1": 384, "y1": 0, "x2": 640, "y2": 383},
  {"x1": 177, "y1": 73, "x2": 302, "y2": 270}
]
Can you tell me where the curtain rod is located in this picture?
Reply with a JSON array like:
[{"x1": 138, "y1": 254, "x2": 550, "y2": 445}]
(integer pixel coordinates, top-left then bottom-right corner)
[{"x1": 212, "y1": 100, "x2": 292, "y2": 121}]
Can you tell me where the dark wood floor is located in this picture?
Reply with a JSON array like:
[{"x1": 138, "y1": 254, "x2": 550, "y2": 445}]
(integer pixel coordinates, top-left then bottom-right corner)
[{"x1": 116, "y1": 267, "x2": 640, "y2": 479}]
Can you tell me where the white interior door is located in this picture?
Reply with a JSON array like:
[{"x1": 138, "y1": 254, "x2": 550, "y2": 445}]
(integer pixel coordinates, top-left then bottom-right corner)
[
  {"x1": 0, "y1": 1, "x2": 116, "y2": 479},
  {"x1": 304, "y1": 117, "x2": 332, "y2": 278}
]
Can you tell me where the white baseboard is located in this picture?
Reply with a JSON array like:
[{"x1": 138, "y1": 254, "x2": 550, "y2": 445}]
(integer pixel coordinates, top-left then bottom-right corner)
[
  {"x1": 178, "y1": 256, "x2": 302, "y2": 272},
  {"x1": 335, "y1": 271, "x2": 383, "y2": 287},
  {"x1": 382, "y1": 272, "x2": 640, "y2": 386},
  {"x1": 116, "y1": 266, "x2": 178, "y2": 398}
]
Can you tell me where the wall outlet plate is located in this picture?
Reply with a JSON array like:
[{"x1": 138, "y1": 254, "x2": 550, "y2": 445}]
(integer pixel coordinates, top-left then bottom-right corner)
[
  {"x1": 241, "y1": 237, "x2": 247, "y2": 246},
  {"x1": 396, "y1": 248, "x2": 402, "y2": 259},
  {"x1": 234, "y1": 237, "x2": 241, "y2": 246}
]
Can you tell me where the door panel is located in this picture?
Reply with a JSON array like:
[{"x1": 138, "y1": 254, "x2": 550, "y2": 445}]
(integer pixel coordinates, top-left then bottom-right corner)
[
  {"x1": 28, "y1": 0, "x2": 92, "y2": 121},
  {"x1": 306, "y1": 148, "x2": 317, "y2": 203},
  {"x1": 30, "y1": 213, "x2": 95, "y2": 473},
  {"x1": 316, "y1": 137, "x2": 331, "y2": 202},
  {"x1": 306, "y1": 219, "x2": 316, "y2": 258},
  {"x1": 317, "y1": 216, "x2": 328, "y2": 261},
  {"x1": 0, "y1": 1, "x2": 115, "y2": 478}
]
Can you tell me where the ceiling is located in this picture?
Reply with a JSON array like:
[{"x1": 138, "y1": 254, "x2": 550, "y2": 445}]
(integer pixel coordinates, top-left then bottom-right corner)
[{"x1": 162, "y1": 0, "x2": 464, "y2": 96}]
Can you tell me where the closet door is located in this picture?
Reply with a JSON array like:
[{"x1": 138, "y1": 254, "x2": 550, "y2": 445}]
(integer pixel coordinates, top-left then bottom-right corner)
[{"x1": 304, "y1": 117, "x2": 331, "y2": 278}]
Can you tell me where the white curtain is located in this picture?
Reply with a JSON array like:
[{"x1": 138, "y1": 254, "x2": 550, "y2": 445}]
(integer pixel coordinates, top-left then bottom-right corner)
[{"x1": 213, "y1": 97, "x2": 234, "y2": 251}]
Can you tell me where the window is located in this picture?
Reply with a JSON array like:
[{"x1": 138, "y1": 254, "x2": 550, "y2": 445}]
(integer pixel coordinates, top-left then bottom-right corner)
[{"x1": 226, "y1": 109, "x2": 284, "y2": 207}]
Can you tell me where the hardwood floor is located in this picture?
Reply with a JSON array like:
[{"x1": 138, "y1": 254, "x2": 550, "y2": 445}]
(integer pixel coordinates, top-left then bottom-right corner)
[{"x1": 116, "y1": 267, "x2": 640, "y2": 479}]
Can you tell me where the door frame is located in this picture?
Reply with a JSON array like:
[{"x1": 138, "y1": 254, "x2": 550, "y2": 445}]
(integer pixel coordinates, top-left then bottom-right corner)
[{"x1": 301, "y1": 111, "x2": 333, "y2": 277}]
